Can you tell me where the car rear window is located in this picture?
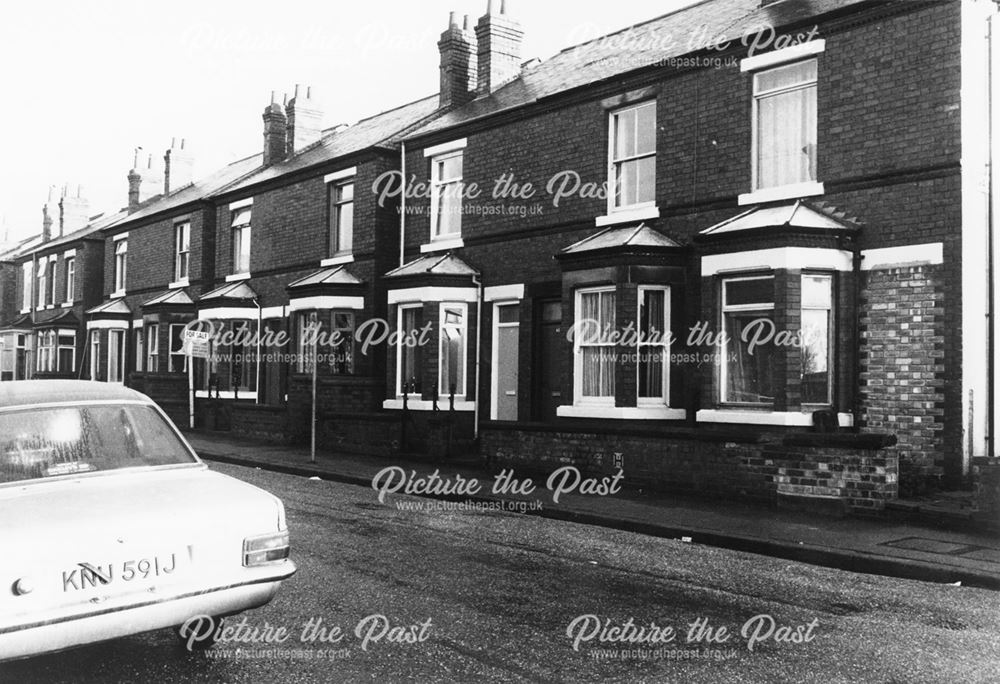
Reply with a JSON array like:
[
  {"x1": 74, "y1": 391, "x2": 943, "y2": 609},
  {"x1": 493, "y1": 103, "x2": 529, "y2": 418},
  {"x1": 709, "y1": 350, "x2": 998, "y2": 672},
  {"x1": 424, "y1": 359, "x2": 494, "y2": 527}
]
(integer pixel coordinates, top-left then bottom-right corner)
[{"x1": 0, "y1": 404, "x2": 197, "y2": 484}]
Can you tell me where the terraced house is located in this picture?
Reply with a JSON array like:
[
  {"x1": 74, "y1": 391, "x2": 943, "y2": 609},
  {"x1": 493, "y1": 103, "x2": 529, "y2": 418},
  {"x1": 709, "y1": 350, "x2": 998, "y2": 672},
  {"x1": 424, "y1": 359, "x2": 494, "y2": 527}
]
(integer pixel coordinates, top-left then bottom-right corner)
[
  {"x1": 387, "y1": 0, "x2": 1000, "y2": 509},
  {"x1": 3, "y1": 0, "x2": 998, "y2": 512}
]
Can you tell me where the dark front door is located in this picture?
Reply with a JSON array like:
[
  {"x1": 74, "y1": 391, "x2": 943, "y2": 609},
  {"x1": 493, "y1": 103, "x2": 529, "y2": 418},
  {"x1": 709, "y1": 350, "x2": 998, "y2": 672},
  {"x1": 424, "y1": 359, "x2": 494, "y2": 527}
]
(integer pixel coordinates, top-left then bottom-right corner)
[{"x1": 534, "y1": 299, "x2": 563, "y2": 421}]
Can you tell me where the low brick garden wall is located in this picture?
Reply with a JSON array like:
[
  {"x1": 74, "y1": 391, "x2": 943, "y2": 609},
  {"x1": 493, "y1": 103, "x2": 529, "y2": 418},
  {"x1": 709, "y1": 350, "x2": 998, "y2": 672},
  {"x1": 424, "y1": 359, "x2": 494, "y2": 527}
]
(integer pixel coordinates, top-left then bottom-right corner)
[{"x1": 481, "y1": 423, "x2": 898, "y2": 513}]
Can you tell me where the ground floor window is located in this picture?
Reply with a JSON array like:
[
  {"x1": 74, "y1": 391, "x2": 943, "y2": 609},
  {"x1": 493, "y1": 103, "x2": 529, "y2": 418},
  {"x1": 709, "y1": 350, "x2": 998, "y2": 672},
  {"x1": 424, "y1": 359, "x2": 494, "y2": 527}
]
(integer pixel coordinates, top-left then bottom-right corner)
[
  {"x1": 439, "y1": 303, "x2": 467, "y2": 397},
  {"x1": 800, "y1": 273, "x2": 833, "y2": 406},
  {"x1": 90, "y1": 330, "x2": 101, "y2": 381},
  {"x1": 57, "y1": 332, "x2": 75, "y2": 373},
  {"x1": 295, "y1": 310, "x2": 355, "y2": 374},
  {"x1": 35, "y1": 331, "x2": 55, "y2": 373},
  {"x1": 397, "y1": 305, "x2": 423, "y2": 395},
  {"x1": 169, "y1": 324, "x2": 188, "y2": 373},
  {"x1": 146, "y1": 324, "x2": 159, "y2": 372},
  {"x1": 721, "y1": 275, "x2": 775, "y2": 405},
  {"x1": 134, "y1": 328, "x2": 144, "y2": 372},
  {"x1": 638, "y1": 286, "x2": 670, "y2": 404},
  {"x1": 108, "y1": 329, "x2": 125, "y2": 383},
  {"x1": 574, "y1": 287, "x2": 616, "y2": 404}
]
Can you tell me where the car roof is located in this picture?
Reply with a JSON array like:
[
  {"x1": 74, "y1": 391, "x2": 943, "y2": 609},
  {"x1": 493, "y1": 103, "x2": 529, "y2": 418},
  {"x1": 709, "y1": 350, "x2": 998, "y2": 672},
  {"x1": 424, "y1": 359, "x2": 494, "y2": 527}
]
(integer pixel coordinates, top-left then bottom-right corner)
[{"x1": 0, "y1": 380, "x2": 153, "y2": 409}]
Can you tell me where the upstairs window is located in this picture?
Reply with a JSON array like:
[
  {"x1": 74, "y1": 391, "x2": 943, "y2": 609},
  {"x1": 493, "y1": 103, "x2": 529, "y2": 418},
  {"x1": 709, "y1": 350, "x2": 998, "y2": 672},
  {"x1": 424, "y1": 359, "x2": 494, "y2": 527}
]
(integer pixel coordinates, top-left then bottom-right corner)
[
  {"x1": 328, "y1": 180, "x2": 354, "y2": 256},
  {"x1": 231, "y1": 207, "x2": 252, "y2": 274},
  {"x1": 36, "y1": 261, "x2": 47, "y2": 308},
  {"x1": 609, "y1": 101, "x2": 656, "y2": 211},
  {"x1": 721, "y1": 276, "x2": 775, "y2": 405},
  {"x1": 175, "y1": 221, "x2": 190, "y2": 282},
  {"x1": 64, "y1": 257, "x2": 75, "y2": 303},
  {"x1": 114, "y1": 240, "x2": 128, "y2": 293},
  {"x1": 21, "y1": 262, "x2": 31, "y2": 311},
  {"x1": 753, "y1": 60, "x2": 817, "y2": 190},
  {"x1": 430, "y1": 151, "x2": 463, "y2": 240},
  {"x1": 46, "y1": 261, "x2": 56, "y2": 305}
]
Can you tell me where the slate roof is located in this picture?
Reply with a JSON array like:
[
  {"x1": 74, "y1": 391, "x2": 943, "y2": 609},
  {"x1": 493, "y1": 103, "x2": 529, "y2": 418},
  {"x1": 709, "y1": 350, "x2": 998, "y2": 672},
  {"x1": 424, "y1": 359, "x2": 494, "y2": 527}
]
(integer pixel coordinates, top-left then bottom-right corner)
[
  {"x1": 385, "y1": 253, "x2": 480, "y2": 278},
  {"x1": 143, "y1": 289, "x2": 195, "y2": 307},
  {"x1": 561, "y1": 223, "x2": 681, "y2": 254},
  {"x1": 200, "y1": 281, "x2": 257, "y2": 301},
  {"x1": 407, "y1": 0, "x2": 868, "y2": 138},
  {"x1": 699, "y1": 199, "x2": 861, "y2": 236},
  {"x1": 218, "y1": 95, "x2": 440, "y2": 195},
  {"x1": 287, "y1": 265, "x2": 363, "y2": 289},
  {"x1": 85, "y1": 298, "x2": 131, "y2": 316}
]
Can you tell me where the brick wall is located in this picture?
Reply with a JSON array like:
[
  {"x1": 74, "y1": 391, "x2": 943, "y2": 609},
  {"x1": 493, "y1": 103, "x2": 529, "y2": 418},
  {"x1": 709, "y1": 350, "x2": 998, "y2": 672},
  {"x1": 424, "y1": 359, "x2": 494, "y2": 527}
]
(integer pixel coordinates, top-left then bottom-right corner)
[
  {"x1": 859, "y1": 264, "x2": 947, "y2": 488},
  {"x1": 482, "y1": 425, "x2": 897, "y2": 512}
]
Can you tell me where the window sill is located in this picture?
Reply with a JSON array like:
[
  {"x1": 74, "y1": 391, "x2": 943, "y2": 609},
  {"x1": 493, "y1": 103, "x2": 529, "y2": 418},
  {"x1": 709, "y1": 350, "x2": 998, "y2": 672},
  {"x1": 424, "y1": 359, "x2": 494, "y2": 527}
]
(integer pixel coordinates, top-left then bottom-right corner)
[
  {"x1": 196, "y1": 390, "x2": 258, "y2": 400},
  {"x1": 420, "y1": 237, "x2": 464, "y2": 253},
  {"x1": 110, "y1": 290, "x2": 126, "y2": 299},
  {"x1": 738, "y1": 181, "x2": 824, "y2": 206},
  {"x1": 320, "y1": 253, "x2": 354, "y2": 267},
  {"x1": 62, "y1": 301, "x2": 74, "y2": 307},
  {"x1": 557, "y1": 405, "x2": 687, "y2": 420},
  {"x1": 169, "y1": 279, "x2": 190, "y2": 289},
  {"x1": 382, "y1": 398, "x2": 475, "y2": 411},
  {"x1": 696, "y1": 409, "x2": 853, "y2": 427},
  {"x1": 595, "y1": 205, "x2": 660, "y2": 227},
  {"x1": 19, "y1": 308, "x2": 30, "y2": 315},
  {"x1": 225, "y1": 272, "x2": 251, "y2": 282}
]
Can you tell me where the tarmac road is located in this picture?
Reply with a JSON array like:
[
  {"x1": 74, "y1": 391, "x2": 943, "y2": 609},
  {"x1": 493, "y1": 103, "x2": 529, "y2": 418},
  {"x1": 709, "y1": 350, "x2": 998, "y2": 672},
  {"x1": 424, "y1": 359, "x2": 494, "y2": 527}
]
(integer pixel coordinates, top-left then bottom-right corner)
[{"x1": 4, "y1": 462, "x2": 1000, "y2": 683}]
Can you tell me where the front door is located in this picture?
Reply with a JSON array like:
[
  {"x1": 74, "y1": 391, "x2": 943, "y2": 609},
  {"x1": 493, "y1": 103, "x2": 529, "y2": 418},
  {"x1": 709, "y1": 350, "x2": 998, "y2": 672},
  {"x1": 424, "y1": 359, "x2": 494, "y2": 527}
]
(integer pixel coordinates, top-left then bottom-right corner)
[
  {"x1": 494, "y1": 303, "x2": 519, "y2": 420},
  {"x1": 534, "y1": 299, "x2": 563, "y2": 421}
]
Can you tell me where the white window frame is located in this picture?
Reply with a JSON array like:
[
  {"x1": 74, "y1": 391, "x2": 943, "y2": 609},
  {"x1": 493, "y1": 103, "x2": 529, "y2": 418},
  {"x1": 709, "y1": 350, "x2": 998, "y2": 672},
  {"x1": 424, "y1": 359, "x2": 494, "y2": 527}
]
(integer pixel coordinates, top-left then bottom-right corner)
[
  {"x1": 438, "y1": 301, "x2": 468, "y2": 398},
  {"x1": 57, "y1": 331, "x2": 76, "y2": 373},
  {"x1": 36, "y1": 257, "x2": 47, "y2": 309},
  {"x1": 174, "y1": 221, "x2": 191, "y2": 283},
  {"x1": 46, "y1": 260, "x2": 57, "y2": 306},
  {"x1": 396, "y1": 304, "x2": 423, "y2": 397},
  {"x1": 108, "y1": 329, "x2": 125, "y2": 383},
  {"x1": 64, "y1": 257, "x2": 75, "y2": 304},
  {"x1": 35, "y1": 330, "x2": 54, "y2": 372},
  {"x1": 21, "y1": 262, "x2": 32, "y2": 312},
  {"x1": 748, "y1": 58, "x2": 820, "y2": 196},
  {"x1": 134, "y1": 327, "x2": 144, "y2": 372},
  {"x1": 573, "y1": 286, "x2": 617, "y2": 406},
  {"x1": 114, "y1": 239, "x2": 128, "y2": 294},
  {"x1": 607, "y1": 100, "x2": 657, "y2": 214},
  {"x1": 90, "y1": 330, "x2": 101, "y2": 381},
  {"x1": 169, "y1": 323, "x2": 188, "y2": 373},
  {"x1": 429, "y1": 150, "x2": 464, "y2": 241},
  {"x1": 720, "y1": 274, "x2": 775, "y2": 405},
  {"x1": 800, "y1": 272, "x2": 834, "y2": 407},
  {"x1": 146, "y1": 323, "x2": 159, "y2": 373},
  {"x1": 231, "y1": 207, "x2": 252, "y2": 275},
  {"x1": 328, "y1": 178, "x2": 355, "y2": 256},
  {"x1": 637, "y1": 285, "x2": 671, "y2": 406}
]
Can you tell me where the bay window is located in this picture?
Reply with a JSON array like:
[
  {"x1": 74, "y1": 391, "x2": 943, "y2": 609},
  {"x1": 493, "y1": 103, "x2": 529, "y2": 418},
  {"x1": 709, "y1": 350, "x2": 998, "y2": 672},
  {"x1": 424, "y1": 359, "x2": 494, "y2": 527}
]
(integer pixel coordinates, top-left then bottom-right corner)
[
  {"x1": 90, "y1": 331, "x2": 101, "y2": 381},
  {"x1": 108, "y1": 329, "x2": 125, "y2": 383},
  {"x1": 753, "y1": 59, "x2": 817, "y2": 191},
  {"x1": 439, "y1": 303, "x2": 467, "y2": 397},
  {"x1": 721, "y1": 276, "x2": 775, "y2": 405},
  {"x1": 637, "y1": 286, "x2": 670, "y2": 404},
  {"x1": 146, "y1": 324, "x2": 159, "y2": 372},
  {"x1": 801, "y1": 273, "x2": 833, "y2": 405},
  {"x1": 295, "y1": 311, "x2": 355, "y2": 374},
  {"x1": 169, "y1": 324, "x2": 187, "y2": 373},
  {"x1": 57, "y1": 332, "x2": 75, "y2": 373},
  {"x1": 397, "y1": 305, "x2": 423, "y2": 395},
  {"x1": 574, "y1": 287, "x2": 616, "y2": 403},
  {"x1": 35, "y1": 331, "x2": 54, "y2": 372}
]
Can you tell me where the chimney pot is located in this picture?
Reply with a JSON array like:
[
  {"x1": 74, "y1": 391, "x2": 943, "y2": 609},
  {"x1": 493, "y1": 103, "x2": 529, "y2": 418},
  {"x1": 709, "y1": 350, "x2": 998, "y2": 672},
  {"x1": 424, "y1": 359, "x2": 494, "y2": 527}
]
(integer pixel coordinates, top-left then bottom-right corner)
[
  {"x1": 438, "y1": 12, "x2": 478, "y2": 108},
  {"x1": 475, "y1": 2, "x2": 523, "y2": 95},
  {"x1": 263, "y1": 92, "x2": 289, "y2": 166},
  {"x1": 285, "y1": 84, "x2": 323, "y2": 156}
]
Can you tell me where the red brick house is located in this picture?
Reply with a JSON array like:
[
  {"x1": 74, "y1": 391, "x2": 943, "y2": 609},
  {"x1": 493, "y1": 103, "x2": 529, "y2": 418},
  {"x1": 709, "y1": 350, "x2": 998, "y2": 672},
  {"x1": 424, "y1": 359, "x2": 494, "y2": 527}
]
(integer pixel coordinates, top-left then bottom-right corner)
[{"x1": 383, "y1": 0, "x2": 998, "y2": 508}]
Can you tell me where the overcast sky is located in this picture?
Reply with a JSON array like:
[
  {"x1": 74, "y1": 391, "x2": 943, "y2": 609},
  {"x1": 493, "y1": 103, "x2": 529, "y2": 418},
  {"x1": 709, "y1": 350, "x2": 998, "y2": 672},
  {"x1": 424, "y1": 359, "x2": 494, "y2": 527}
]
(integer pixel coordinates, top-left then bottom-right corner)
[{"x1": 0, "y1": 0, "x2": 702, "y2": 241}]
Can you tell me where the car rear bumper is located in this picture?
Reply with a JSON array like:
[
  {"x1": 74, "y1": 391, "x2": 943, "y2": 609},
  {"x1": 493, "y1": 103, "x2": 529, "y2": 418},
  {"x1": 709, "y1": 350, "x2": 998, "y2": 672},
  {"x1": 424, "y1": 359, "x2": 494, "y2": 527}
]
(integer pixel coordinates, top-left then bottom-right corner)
[{"x1": 0, "y1": 562, "x2": 295, "y2": 662}]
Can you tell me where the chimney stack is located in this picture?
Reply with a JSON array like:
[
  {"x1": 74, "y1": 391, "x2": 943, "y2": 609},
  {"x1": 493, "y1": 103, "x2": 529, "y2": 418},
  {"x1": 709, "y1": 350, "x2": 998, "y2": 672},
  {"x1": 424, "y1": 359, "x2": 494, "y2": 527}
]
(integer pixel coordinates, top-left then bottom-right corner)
[
  {"x1": 41, "y1": 186, "x2": 57, "y2": 243},
  {"x1": 262, "y1": 92, "x2": 287, "y2": 166},
  {"x1": 164, "y1": 138, "x2": 195, "y2": 194},
  {"x1": 438, "y1": 12, "x2": 477, "y2": 108},
  {"x1": 127, "y1": 147, "x2": 163, "y2": 212},
  {"x1": 59, "y1": 184, "x2": 90, "y2": 236},
  {"x1": 285, "y1": 85, "x2": 323, "y2": 157},
  {"x1": 475, "y1": 0, "x2": 523, "y2": 96}
]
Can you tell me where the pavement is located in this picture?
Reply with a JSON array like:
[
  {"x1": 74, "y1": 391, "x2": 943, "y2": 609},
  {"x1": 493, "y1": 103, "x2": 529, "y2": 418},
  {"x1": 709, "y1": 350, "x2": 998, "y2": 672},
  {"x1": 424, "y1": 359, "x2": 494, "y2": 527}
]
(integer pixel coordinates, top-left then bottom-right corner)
[{"x1": 183, "y1": 430, "x2": 1000, "y2": 591}]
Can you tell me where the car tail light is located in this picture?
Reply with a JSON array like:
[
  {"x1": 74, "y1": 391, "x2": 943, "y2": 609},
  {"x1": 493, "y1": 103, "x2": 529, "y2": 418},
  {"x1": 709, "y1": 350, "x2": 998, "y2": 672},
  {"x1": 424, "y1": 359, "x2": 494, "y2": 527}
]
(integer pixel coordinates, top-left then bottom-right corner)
[{"x1": 243, "y1": 530, "x2": 290, "y2": 566}]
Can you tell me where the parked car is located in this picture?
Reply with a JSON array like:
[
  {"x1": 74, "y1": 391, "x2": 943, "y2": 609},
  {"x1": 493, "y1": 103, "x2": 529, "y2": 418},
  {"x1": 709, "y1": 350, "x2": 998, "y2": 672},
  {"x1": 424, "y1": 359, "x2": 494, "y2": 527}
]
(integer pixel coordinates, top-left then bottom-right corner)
[{"x1": 0, "y1": 380, "x2": 295, "y2": 662}]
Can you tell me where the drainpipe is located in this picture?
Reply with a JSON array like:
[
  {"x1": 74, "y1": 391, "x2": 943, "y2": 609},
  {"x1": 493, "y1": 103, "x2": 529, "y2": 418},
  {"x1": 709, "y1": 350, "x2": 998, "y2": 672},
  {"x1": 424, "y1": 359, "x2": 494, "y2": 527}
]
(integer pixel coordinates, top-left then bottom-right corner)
[
  {"x1": 253, "y1": 297, "x2": 263, "y2": 405},
  {"x1": 30, "y1": 252, "x2": 37, "y2": 378},
  {"x1": 851, "y1": 238, "x2": 863, "y2": 430},
  {"x1": 472, "y1": 273, "x2": 483, "y2": 440},
  {"x1": 987, "y1": 14, "x2": 995, "y2": 457},
  {"x1": 399, "y1": 141, "x2": 407, "y2": 268}
]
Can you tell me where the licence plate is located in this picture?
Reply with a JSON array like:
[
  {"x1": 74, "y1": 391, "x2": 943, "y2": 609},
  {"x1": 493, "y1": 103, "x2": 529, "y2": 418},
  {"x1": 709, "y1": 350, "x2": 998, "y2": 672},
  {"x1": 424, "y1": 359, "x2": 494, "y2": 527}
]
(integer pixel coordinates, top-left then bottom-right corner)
[{"x1": 61, "y1": 552, "x2": 183, "y2": 593}]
